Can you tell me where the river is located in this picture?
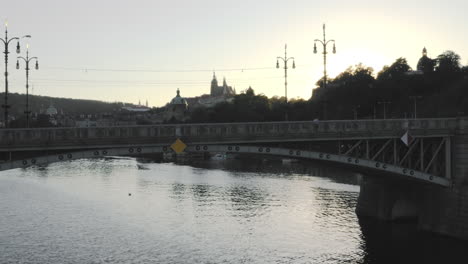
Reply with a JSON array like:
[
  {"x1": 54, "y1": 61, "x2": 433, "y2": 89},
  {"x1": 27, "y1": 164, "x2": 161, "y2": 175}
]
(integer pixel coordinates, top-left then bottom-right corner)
[{"x1": 0, "y1": 157, "x2": 467, "y2": 263}]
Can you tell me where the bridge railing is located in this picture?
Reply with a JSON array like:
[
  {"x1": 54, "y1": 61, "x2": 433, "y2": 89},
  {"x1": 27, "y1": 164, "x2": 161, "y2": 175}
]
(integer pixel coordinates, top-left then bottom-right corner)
[{"x1": 0, "y1": 118, "x2": 462, "y2": 150}]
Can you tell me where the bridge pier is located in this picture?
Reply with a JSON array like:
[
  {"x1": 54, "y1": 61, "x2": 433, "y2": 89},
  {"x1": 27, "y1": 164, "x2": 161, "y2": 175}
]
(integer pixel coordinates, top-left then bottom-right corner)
[
  {"x1": 417, "y1": 133, "x2": 468, "y2": 240},
  {"x1": 356, "y1": 176, "x2": 420, "y2": 221},
  {"x1": 357, "y1": 130, "x2": 468, "y2": 240}
]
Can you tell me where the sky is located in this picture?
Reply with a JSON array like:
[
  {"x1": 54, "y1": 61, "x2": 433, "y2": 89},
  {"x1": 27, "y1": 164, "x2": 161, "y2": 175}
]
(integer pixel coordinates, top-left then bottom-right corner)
[{"x1": 2, "y1": 0, "x2": 468, "y2": 107}]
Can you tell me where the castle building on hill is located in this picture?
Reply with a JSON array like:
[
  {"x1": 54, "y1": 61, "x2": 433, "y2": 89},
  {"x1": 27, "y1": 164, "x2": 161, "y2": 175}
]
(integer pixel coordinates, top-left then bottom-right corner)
[{"x1": 210, "y1": 72, "x2": 236, "y2": 97}]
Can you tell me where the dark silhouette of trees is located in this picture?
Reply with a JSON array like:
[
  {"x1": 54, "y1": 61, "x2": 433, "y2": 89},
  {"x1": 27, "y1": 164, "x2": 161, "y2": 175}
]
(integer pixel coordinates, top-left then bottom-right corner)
[
  {"x1": 417, "y1": 56, "x2": 435, "y2": 73},
  {"x1": 436, "y1": 50, "x2": 461, "y2": 74},
  {"x1": 377, "y1": 58, "x2": 412, "y2": 81},
  {"x1": 187, "y1": 50, "x2": 467, "y2": 123}
]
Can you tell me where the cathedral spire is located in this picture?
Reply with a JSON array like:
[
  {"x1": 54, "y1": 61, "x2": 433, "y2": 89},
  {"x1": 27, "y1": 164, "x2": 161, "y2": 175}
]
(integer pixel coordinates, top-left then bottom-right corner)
[{"x1": 422, "y1": 47, "x2": 427, "y2": 56}]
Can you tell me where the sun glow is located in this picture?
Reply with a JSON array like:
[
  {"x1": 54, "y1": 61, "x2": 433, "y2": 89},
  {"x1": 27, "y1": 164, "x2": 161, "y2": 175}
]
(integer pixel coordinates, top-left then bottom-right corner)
[{"x1": 327, "y1": 48, "x2": 391, "y2": 79}]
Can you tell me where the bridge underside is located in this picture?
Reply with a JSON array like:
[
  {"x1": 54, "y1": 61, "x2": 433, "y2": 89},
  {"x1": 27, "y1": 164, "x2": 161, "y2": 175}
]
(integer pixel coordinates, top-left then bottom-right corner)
[{"x1": 0, "y1": 143, "x2": 450, "y2": 187}]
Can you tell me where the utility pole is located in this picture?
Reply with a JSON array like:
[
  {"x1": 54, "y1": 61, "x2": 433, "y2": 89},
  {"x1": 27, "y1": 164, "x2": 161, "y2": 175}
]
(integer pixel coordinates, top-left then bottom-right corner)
[
  {"x1": 409, "y1": 96, "x2": 423, "y2": 119},
  {"x1": 377, "y1": 101, "x2": 391, "y2": 119},
  {"x1": 353, "y1": 105, "x2": 360, "y2": 120}
]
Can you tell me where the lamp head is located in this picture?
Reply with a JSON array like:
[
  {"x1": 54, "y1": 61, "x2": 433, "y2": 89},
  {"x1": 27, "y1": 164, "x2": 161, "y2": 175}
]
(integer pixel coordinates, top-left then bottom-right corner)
[
  {"x1": 333, "y1": 43, "x2": 336, "y2": 54},
  {"x1": 16, "y1": 42, "x2": 20, "y2": 54},
  {"x1": 313, "y1": 42, "x2": 317, "y2": 54},
  {"x1": 35, "y1": 60, "x2": 39, "y2": 70},
  {"x1": 16, "y1": 60, "x2": 19, "y2": 70},
  {"x1": 276, "y1": 60, "x2": 279, "y2": 69},
  {"x1": 292, "y1": 60, "x2": 296, "y2": 69}
]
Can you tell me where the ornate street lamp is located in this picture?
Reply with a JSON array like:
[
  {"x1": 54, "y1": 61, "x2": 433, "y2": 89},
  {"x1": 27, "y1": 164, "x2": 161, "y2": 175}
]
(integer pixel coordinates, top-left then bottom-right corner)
[
  {"x1": 17, "y1": 44, "x2": 39, "y2": 128},
  {"x1": 0, "y1": 21, "x2": 30, "y2": 127},
  {"x1": 276, "y1": 44, "x2": 295, "y2": 103},
  {"x1": 314, "y1": 24, "x2": 336, "y2": 120},
  {"x1": 314, "y1": 24, "x2": 336, "y2": 90}
]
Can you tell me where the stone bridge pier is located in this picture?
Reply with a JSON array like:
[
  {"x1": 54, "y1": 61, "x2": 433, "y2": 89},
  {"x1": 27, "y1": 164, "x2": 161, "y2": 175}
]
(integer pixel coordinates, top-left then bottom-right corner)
[{"x1": 356, "y1": 119, "x2": 468, "y2": 240}]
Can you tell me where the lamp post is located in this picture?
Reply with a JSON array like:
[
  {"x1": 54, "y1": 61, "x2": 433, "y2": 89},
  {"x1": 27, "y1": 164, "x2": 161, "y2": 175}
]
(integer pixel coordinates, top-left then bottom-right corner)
[
  {"x1": 0, "y1": 21, "x2": 30, "y2": 128},
  {"x1": 353, "y1": 105, "x2": 360, "y2": 120},
  {"x1": 314, "y1": 24, "x2": 336, "y2": 90},
  {"x1": 377, "y1": 101, "x2": 391, "y2": 119},
  {"x1": 17, "y1": 44, "x2": 39, "y2": 128},
  {"x1": 409, "y1": 95, "x2": 422, "y2": 119},
  {"x1": 314, "y1": 24, "x2": 336, "y2": 120},
  {"x1": 276, "y1": 44, "x2": 295, "y2": 103}
]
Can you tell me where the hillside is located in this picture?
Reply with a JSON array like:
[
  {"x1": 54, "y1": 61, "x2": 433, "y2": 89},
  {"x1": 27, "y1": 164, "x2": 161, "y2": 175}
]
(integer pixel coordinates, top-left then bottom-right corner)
[{"x1": 2, "y1": 93, "x2": 127, "y2": 116}]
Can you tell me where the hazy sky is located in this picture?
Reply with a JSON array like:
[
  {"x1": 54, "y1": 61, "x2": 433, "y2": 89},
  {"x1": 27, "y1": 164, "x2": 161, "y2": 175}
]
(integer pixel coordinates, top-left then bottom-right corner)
[{"x1": 2, "y1": 0, "x2": 468, "y2": 107}]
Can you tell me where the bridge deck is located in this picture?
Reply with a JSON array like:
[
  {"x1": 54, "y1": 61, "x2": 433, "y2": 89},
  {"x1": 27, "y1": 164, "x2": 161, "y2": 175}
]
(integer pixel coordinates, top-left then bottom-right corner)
[{"x1": 0, "y1": 118, "x2": 461, "y2": 151}]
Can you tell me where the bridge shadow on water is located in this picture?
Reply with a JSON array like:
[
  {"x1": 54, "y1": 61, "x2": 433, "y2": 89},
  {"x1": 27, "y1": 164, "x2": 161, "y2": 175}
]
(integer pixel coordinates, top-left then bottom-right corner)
[
  {"x1": 168, "y1": 157, "x2": 362, "y2": 186},
  {"x1": 358, "y1": 216, "x2": 468, "y2": 264}
]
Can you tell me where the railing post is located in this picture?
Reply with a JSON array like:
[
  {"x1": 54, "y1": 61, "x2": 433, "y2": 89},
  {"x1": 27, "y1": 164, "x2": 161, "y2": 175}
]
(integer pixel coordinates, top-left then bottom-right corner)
[
  {"x1": 420, "y1": 138, "x2": 424, "y2": 171},
  {"x1": 445, "y1": 136, "x2": 451, "y2": 179},
  {"x1": 366, "y1": 140, "x2": 369, "y2": 159}
]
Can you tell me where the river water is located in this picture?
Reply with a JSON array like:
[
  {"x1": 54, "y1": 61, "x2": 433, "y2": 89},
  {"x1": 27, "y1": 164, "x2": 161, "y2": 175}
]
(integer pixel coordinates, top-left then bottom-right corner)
[{"x1": 0, "y1": 157, "x2": 467, "y2": 264}]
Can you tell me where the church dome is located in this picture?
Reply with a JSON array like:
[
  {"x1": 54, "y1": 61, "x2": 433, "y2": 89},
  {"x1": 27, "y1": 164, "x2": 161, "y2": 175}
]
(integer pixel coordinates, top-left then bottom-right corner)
[
  {"x1": 45, "y1": 105, "x2": 58, "y2": 116},
  {"x1": 417, "y1": 47, "x2": 435, "y2": 72},
  {"x1": 170, "y1": 89, "x2": 188, "y2": 106}
]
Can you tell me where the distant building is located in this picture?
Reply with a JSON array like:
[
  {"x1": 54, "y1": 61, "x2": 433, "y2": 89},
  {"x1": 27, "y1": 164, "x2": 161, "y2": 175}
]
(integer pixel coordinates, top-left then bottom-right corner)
[
  {"x1": 198, "y1": 95, "x2": 235, "y2": 107},
  {"x1": 165, "y1": 89, "x2": 188, "y2": 122},
  {"x1": 210, "y1": 72, "x2": 236, "y2": 97},
  {"x1": 158, "y1": 74, "x2": 237, "y2": 118},
  {"x1": 45, "y1": 104, "x2": 58, "y2": 116},
  {"x1": 185, "y1": 73, "x2": 237, "y2": 108},
  {"x1": 417, "y1": 47, "x2": 435, "y2": 73},
  {"x1": 45, "y1": 104, "x2": 59, "y2": 125},
  {"x1": 75, "y1": 119, "x2": 98, "y2": 128},
  {"x1": 121, "y1": 100, "x2": 151, "y2": 112}
]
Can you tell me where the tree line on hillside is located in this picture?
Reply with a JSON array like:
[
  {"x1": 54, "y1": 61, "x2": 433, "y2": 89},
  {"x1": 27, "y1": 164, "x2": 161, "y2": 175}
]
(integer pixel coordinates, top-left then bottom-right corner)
[
  {"x1": 189, "y1": 50, "x2": 468, "y2": 123},
  {"x1": 2, "y1": 93, "x2": 127, "y2": 116}
]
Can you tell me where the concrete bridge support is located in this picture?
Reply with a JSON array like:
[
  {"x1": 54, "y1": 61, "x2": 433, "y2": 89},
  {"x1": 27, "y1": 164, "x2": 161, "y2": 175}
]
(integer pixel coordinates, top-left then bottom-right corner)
[
  {"x1": 357, "y1": 127, "x2": 468, "y2": 240},
  {"x1": 418, "y1": 133, "x2": 468, "y2": 240},
  {"x1": 356, "y1": 177, "x2": 420, "y2": 221}
]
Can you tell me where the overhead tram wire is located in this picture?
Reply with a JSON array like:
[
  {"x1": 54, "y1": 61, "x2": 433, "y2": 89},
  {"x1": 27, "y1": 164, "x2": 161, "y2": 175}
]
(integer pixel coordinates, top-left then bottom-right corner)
[
  {"x1": 42, "y1": 66, "x2": 277, "y2": 73},
  {"x1": 30, "y1": 75, "x2": 286, "y2": 87},
  {"x1": 31, "y1": 64, "x2": 313, "y2": 91}
]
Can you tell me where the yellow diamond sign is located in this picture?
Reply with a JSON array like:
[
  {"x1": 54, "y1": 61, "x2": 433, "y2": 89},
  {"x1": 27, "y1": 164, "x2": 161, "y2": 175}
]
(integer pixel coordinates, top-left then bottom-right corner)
[{"x1": 171, "y1": 138, "x2": 187, "y2": 154}]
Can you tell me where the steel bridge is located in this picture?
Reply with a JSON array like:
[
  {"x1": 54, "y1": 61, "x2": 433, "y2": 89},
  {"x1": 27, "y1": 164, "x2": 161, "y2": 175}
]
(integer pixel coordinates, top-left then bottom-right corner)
[{"x1": 0, "y1": 117, "x2": 462, "y2": 187}]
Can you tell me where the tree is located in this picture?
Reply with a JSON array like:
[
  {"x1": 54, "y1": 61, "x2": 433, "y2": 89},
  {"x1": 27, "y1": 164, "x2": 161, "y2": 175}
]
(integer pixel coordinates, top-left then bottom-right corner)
[
  {"x1": 462, "y1": 66, "x2": 468, "y2": 75},
  {"x1": 377, "y1": 58, "x2": 412, "y2": 81},
  {"x1": 436, "y1": 50, "x2": 461, "y2": 73},
  {"x1": 417, "y1": 56, "x2": 435, "y2": 73},
  {"x1": 352, "y1": 63, "x2": 375, "y2": 83}
]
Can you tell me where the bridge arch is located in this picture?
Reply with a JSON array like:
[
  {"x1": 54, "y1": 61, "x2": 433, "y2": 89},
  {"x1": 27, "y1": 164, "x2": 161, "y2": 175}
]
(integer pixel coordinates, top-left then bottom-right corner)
[{"x1": 0, "y1": 144, "x2": 449, "y2": 187}]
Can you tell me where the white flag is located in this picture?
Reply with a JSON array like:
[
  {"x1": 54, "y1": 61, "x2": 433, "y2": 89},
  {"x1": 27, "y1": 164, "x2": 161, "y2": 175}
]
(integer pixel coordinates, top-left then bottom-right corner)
[{"x1": 401, "y1": 130, "x2": 413, "y2": 146}]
